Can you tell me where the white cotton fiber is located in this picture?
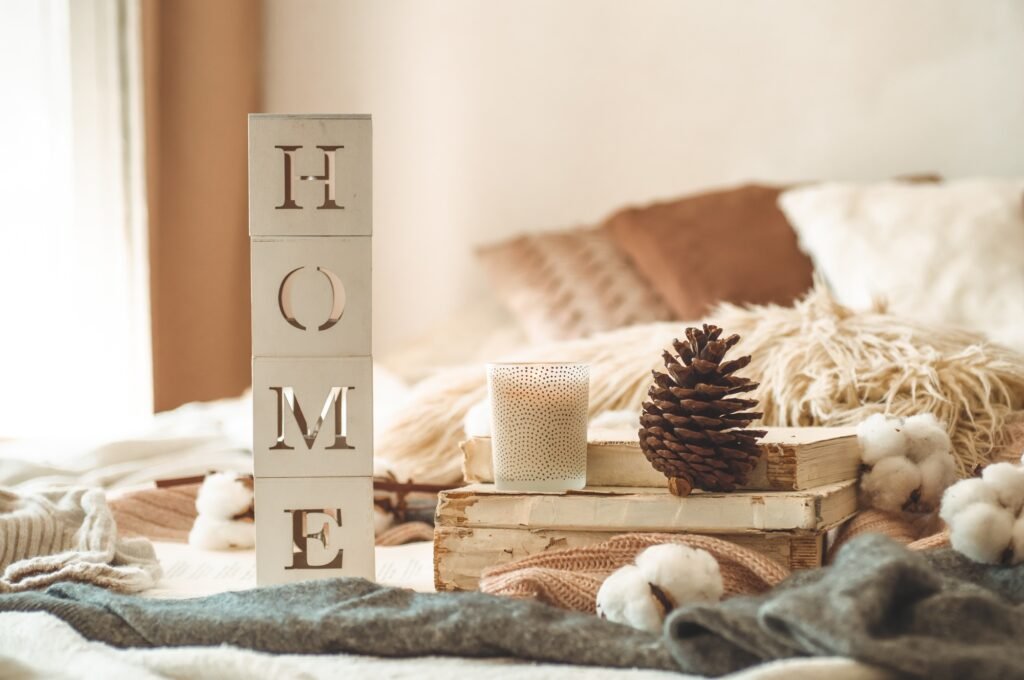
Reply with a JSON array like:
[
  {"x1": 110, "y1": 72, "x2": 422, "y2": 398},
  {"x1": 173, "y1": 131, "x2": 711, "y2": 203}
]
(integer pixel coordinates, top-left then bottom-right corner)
[
  {"x1": 195, "y1": 472, "x2": 253, "y2": 519},
  {"x1": 902, "y1": 413, "x2": 953, "y2": 463},
  {"x1": 189, "y1": 516, "x2": 255, "y2": 550},
  {"x1": 596, "y1": 564, "x2": 664, "y2": 633},
  {"x1": 1011, "y1": 515, "x2": 1024, "y2": 566},
  {"x1": 940, "y1": 477, "x2": 997, "y2": 524},
  {"x1": 463, "y1": 399, "x2": 492, "y2": 438},
  {"x1": 948, "y1": 502, "x2": 1014, "y2": 564},
  {"x1": 861, "y1": 456, "x2": 922, "y2": 513},
  {"x1": 857, "y1": 413, "x2": 907, "y2": 465},
  {"x1": 634, "y1": 544, "x2": 723, "y2": 606},
  {"x1": 981, "y1": 462, "x2": 1024, "y2": 515},
  {"x1": 915, "y1": 451, "x2": 958, "y2": 509}
]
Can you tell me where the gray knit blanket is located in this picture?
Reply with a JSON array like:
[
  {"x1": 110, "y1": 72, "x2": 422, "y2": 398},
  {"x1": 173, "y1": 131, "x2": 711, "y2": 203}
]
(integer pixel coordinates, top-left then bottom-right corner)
[
  {"x1": 667, "y1": 534, "x2": 1024, "y2": 679},
  {"x1": 1, "y1": 535, "x2": 1022, "y2": 678}
]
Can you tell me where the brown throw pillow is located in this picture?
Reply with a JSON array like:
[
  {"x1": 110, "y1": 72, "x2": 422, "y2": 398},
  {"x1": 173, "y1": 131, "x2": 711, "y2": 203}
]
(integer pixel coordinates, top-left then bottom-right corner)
[
  {"x1": 476, "y1": 227, "x2": 675, "y2": 343},
  {"x1": 603, "y1": 184, "x2": 814, "y2": 319}
]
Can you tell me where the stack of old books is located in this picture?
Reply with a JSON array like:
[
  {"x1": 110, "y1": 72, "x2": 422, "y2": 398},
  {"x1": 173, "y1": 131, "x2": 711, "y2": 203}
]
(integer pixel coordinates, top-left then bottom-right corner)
[{"x1": 434, "y1": 427, "x2": 861, "y2": 591}]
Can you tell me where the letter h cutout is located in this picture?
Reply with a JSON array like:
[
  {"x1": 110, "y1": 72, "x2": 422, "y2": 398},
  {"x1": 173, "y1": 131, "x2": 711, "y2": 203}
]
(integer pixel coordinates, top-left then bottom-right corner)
[{"x1": 249, "y1": 115, "x2": 375, "y2": 585}]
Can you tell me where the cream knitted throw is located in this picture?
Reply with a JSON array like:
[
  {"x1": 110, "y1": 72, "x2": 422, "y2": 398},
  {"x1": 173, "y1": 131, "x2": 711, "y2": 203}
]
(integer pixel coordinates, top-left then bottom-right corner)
[
  {"x1": 479, "y1": 533, "x2": 791, "y2": 613},
  {"x1": 0, "y1": 487, "x2": 161, "y2": 593},
  {"x1": 380, "y1": 283, "x2": 1024, "y2": 484}
]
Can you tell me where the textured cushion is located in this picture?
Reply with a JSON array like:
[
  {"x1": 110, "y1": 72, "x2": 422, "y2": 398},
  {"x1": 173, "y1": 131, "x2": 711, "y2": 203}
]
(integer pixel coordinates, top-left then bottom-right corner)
[
  {"x1": 779, "y1": 178, "x2": 1024, "y2": 351},
  {"x1": 476, "y1": 227, "x2": 674, "y2": 343},
  {"x1": 603, "y1": 184, "x2": 814, "y2": 319}
]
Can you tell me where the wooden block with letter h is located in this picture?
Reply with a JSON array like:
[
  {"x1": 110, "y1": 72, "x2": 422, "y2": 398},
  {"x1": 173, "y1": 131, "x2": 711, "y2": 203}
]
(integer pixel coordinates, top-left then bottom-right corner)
[{"x1": 249, "y1": 114, "x2": 375, "y2": 586}]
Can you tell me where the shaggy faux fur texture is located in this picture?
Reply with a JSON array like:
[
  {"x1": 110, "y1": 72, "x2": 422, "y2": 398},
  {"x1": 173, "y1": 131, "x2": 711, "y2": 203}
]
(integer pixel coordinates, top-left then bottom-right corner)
[{"x1": 378, "y1": 283, "x2": 1024, "y2": 484}]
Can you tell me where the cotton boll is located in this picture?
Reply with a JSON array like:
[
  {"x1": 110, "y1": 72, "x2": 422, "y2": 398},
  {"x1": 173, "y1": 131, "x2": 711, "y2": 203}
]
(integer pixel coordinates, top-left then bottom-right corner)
[
  {"x1": 635, "y1": 544, "x2": 723, "y2": 606},
  {"x1": 981, "y1": 463, "x2": 1024, "y2": 515},
  {"x1": 596, "y1": 565, "x2": 665, "y2": 633},
  {"x1": 195, "y1": 472, "x2": 253, "y2": 519},
  {"x1": 940, "y1": 477, "x2": 998, "y2": 524},
  {"x1": 860, "y1": 455, "x2": 922, "y2": 513},
  {"x1": 189, "y1": 516, "x2": 255, "y2": 550},
  {"x1": 857, "y1": 413, "x2": 908, "y2": 465},
  {"x1": 902, "y1": 414, "x2": 952, "y2": 463},
  {"x1": 913, "y1": 451, "x2": 959, "y2": 511},
  {"x1": 463, "y1": 399, "x2": 491, "y2": 438},
  {"x1": 948, "y1": 502, "x2": 1014, "y2": 564}
]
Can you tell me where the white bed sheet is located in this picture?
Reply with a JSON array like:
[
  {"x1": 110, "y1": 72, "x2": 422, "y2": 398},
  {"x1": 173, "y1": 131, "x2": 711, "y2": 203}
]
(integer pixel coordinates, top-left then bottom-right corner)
[{"x1": 146, "y1": 540, "x2": 435, "y2": 598}]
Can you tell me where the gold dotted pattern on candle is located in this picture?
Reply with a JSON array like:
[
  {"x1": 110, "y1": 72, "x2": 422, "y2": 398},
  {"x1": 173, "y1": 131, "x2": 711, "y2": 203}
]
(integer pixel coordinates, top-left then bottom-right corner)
[{"x1": 487, "y1": 364, "x2": 589, "y2": 482}]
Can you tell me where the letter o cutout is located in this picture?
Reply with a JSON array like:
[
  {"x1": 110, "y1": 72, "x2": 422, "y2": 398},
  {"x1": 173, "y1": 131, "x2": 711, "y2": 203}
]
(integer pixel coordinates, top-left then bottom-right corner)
[{"x1": 277, "y1": 266, "x2": 346, "y2": 331}]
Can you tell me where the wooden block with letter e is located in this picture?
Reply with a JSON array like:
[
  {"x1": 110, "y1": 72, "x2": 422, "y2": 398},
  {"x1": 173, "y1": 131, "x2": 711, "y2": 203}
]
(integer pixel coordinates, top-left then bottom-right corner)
[
  {"x1": 255, "y1": 477, "x2": 375, "y2": 583},
  {"x1": 249, "y1": 114, "x2": 375, "y2": 586}
]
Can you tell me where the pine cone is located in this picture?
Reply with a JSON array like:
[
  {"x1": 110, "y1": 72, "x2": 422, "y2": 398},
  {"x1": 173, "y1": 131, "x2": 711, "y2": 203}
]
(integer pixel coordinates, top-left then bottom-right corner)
[{"x1": 639, "y1": 324, "x2": 766, "y2": 496}]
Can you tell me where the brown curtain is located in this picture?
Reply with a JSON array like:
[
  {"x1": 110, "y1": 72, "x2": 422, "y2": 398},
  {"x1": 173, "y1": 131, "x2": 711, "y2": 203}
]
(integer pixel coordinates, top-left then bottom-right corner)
[{"x1": 142, "y1": 0, "x2": 261, "y2": 412}]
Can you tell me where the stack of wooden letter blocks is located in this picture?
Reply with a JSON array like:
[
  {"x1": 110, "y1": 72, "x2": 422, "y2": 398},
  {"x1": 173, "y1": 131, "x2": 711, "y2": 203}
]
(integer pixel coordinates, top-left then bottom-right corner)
[{"x1": 248, "y1": 114, "x2": 375, "y2": 586}]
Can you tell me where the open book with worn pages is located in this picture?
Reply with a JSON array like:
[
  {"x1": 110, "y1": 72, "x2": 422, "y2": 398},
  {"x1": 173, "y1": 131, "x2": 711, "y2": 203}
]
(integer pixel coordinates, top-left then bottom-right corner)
[{"x1": 461, "y1": 426, "x2": 862, "y2": 491}]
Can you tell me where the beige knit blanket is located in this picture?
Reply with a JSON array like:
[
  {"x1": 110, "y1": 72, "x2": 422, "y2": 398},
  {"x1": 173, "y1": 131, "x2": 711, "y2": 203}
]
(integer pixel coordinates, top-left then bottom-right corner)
[
  {"x1": 480, "y1": 533, "x2": 791, "y2": 612},
  {"x1": 480, "y1": 514, "x2": 949, "y2": 613},
  {"x1": 0, "y1": 487, "x2": 161, "y2": 593}
]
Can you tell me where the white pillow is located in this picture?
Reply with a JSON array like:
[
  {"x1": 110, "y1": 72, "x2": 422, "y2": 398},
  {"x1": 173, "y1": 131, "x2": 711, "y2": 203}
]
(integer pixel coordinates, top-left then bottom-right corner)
[{"x1": 779, "y1": 179, "x2": 1024, "y2": 351}]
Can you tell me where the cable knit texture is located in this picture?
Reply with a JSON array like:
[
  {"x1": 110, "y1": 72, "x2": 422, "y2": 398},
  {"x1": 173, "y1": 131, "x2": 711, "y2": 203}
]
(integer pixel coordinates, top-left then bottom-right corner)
[
  {"x1": 0, "y1": 487, "x2": 160, "y2": 593},
  {"x1": 109, "y1": 484, "x2": 200, "y2": 542}
]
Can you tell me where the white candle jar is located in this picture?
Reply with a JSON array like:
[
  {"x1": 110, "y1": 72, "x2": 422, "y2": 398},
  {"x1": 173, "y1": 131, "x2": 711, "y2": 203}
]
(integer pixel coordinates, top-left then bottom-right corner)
[{"x1": 486, "y1": 362, "x2": 590, "y2": 492}]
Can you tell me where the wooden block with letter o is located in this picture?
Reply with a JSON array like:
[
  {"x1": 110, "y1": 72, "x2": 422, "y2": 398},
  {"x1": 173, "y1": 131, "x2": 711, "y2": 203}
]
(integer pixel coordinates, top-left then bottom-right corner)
[
  {"x1": 251, "y1": 236, "x2": 371, "y2": 358},
  {"x1": 254, "y1": 476, "x2": 375, "y2": 586}
]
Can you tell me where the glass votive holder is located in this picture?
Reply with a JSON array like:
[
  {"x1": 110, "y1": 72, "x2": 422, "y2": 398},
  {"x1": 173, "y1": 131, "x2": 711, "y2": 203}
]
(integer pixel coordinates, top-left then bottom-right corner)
[{"x1": 486, "y1": 362, "x2": 589, "y2": 492}]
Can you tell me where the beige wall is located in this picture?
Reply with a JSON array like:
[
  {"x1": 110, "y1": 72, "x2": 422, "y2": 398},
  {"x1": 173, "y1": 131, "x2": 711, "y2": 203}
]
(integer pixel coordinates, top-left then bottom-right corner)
[{"x1": 263, "y1": 0, "x2": 1024, "y2": 356}]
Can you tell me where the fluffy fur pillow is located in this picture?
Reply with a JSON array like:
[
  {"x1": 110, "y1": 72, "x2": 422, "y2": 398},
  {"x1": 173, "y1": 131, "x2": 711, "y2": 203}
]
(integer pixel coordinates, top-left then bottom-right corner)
[
  {"x1": 778, "y1": 178, "x2": 1024, "y2": 352},
  {"x1": 378, "y1": 284, "x2": 1024, "y2": 484}
]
